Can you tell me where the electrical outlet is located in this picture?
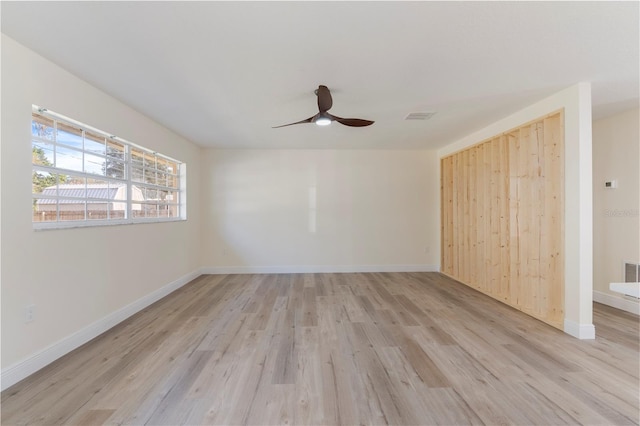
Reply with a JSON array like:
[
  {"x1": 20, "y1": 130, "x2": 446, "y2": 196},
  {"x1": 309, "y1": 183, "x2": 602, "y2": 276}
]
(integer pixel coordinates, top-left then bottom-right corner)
[
  {"x1": 424, "y1": 246, "x2": 430, "y2": 254},
  {"x1": 25, "y1": 304, "x2": 35, "y2": 323}
]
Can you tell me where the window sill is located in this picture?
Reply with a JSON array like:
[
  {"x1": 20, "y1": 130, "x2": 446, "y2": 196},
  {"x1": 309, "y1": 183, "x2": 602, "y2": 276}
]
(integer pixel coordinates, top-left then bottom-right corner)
[{"x1": 33, "y1": 217, "x2": 186, "y2": 231}]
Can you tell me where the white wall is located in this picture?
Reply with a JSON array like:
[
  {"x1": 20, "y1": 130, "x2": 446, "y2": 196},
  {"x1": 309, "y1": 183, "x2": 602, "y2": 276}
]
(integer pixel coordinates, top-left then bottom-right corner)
[
  {"x1": 1, "y1": 35, "x2": 202, "y2": 387},
  {"x1": 593, "y1": 108, "x2": 640, "y2": 313},
  {"x1": 200, "y1": 149, "x2": 440, "y2": 272},
  {"x1": 438, "y1": 83, "x2": 595, "y2": 339}
]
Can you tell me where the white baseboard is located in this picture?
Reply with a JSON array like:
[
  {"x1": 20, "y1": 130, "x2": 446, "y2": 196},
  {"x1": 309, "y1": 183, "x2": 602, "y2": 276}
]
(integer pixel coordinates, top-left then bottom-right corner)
[
  {"x1": 200, "y1": 264, "x2": 440, "y2": 274},
  {"x1": 593, "y1": 290, "x2": 640, "y2": 315},
  {"x1": 1, "y1": 268, "x2": 202, "y2": 391},
  {"x1": 563, "y1": 318, "x2": 596, "y2": 340}
]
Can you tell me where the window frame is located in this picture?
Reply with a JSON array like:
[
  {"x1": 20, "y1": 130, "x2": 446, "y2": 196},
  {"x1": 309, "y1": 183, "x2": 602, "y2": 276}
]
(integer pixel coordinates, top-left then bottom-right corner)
[{"x1": 32, "y1": 105, "x2": 186, "y2": 230}]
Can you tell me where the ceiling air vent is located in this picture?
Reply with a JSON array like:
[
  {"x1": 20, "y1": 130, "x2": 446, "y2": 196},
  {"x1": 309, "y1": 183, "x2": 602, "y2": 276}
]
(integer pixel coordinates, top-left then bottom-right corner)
[{"x1": 404, "y1": 111, "x2": 436, "y2": 121}]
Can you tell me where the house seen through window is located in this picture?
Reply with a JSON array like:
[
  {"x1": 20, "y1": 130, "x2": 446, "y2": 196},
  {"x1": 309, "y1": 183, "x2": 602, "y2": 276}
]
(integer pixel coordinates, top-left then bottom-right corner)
[{"x1": 32, "y1": 106, "x2": 185, "y2": 228}]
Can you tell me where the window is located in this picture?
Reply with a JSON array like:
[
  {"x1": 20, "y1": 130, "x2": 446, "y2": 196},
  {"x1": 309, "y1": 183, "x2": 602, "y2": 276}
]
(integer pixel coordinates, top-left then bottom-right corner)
[{"x1": 32, "y1": 106, "x2": 185, "y2": 229}]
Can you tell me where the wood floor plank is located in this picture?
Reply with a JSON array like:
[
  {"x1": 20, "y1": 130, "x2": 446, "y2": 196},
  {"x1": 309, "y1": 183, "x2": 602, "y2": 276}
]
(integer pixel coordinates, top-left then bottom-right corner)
[
  {"x1": 271, "y1": 308, "x2": 296, "y2": 385},
  {"x1": 293, "y1": 325, "x2": 323, "y2": 425},
  {"x1": 2, "y1": 272, "x2": 638, "y2": 426},
  {"x1": 66, "y1": 409, "x2": 115, "y2": 426},
  {"x1": 301, "y1": 286, "x2": 318, "y2": 327},
  {"x1": 143, "y1": 350, "x2": 215, "y2": 426}
]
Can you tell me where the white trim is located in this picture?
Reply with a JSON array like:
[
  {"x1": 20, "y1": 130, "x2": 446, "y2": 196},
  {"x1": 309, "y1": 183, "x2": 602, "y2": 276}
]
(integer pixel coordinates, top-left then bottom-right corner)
[
  {"x1": 0, "y1": 268, "x2": 202, "y2": 391},
  {"x1": 593, "y1": 290, "x2": 640, "y2": 315},
  {"x1": 179, "y1": 163, "x2": 187, "y2": 220},
  {"x1": 563, "y1": 318, "x2": 596, "y2": 340},
  {"x1": 33, "y1": 216, "x2": 185, "y2": 231},
  {"x1": 201, "y1": 264, "x2": 440, "y2": 275}
]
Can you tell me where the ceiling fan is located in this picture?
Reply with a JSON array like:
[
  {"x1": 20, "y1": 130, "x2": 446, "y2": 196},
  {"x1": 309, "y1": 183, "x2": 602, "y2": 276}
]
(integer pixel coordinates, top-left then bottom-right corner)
[{"x1": 273, "y1": 85, "x2": 374, "y2": 128}]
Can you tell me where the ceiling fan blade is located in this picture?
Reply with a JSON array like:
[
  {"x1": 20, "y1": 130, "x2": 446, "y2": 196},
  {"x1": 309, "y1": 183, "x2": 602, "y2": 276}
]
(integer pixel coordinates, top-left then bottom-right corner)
[
  {"x1": 330, "y1": 114, "x2": 374, "y2": 127},
  {"x1": 317, "y1": 85, "x2": 333, "y2": 113},
  {"x1": 272, "y1": 115, "x2": 316, "y2": 128}
]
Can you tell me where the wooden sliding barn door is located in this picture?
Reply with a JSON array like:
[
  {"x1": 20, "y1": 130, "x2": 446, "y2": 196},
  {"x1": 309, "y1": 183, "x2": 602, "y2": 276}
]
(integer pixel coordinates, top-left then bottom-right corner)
[{"x1": 441, "y1": 111, "x2": 564, "y2": 328}]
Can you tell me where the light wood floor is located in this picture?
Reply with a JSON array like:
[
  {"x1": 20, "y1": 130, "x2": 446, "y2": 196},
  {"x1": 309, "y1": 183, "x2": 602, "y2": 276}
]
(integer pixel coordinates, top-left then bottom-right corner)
[{"x1": 2, "y1": 273, "x2": 639, "y2": 425}]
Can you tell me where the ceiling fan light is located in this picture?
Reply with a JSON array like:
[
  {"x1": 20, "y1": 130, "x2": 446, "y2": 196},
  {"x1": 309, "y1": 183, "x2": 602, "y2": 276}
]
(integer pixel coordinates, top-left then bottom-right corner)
[{"x1": 315, "y1": 116, "x2": 332, "y2": 126}]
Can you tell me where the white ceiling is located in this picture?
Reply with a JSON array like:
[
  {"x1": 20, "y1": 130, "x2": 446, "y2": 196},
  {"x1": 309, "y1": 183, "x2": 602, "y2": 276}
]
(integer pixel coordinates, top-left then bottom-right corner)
[{"x1": 2, "y1": 1, "x2": 638, "y2": 149}]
